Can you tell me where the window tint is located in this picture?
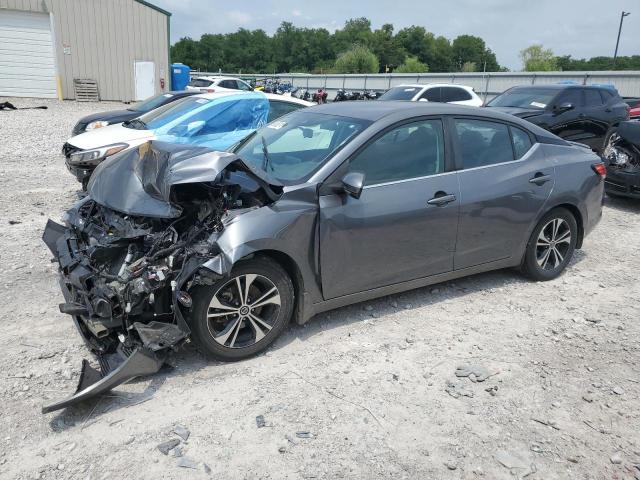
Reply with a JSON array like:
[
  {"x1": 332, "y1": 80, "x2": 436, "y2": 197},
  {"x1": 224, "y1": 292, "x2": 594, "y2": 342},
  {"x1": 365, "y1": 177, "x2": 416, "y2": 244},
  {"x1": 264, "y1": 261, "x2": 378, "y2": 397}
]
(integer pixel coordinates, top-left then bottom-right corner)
[
  {"x1": 584, "y1": 89, "x2": 603, "y2": 106},
  {"x1": 421, "y1": 87, "x2": 441, "y2": 102},
  {"x1": 455, "y1": 119, "x2": 514, "y2": 168},
  {"x1": 511, "y1": 126, "x2": 533, "y2": 159},
  {"x1": 378, "y1": 86, "x2": 421, "y2": 100},
  {"x1": 599, "y1": 89, "x2": 614, "y2": 102},
  {"x1": 556, "y1": 89, "x2": 583, "y2": 107},
  {"x1": 236, "y1": 80, "x2": 252, "y2": 91},
  {"x1": 189, "y1": 79, "x2": 213, "y2": 88},
  {"x1": 349, "y1": 119, "x2": 445, "y2": 185},
  {"x1": 441, "y1": 87, "x2": 472, "y2": 102},
  {"x1": 219, "y1": 80, "x2": 237, "y2": 89},
  {"x1": 268, "y1": 101, "x2": 303, "y2": 122}
]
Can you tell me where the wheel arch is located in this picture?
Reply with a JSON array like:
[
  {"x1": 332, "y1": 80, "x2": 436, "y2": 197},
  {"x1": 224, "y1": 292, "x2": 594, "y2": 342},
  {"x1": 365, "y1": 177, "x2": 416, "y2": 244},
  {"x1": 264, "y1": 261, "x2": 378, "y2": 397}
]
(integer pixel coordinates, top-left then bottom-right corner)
[
  {"x1": 244, "y1": 249, "x2": 308, "y2": 325},
  {"x1": 545, "y1": 203, "x2": 585, "y2": 248}
]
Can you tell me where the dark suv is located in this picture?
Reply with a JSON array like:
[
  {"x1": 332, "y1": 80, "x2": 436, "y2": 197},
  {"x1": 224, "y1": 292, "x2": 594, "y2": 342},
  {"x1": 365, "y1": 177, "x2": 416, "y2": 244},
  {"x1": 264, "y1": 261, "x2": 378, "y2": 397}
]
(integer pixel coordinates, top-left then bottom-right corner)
[{"x1": 485, "y1": 85, "x2": 629, "y2": 152}]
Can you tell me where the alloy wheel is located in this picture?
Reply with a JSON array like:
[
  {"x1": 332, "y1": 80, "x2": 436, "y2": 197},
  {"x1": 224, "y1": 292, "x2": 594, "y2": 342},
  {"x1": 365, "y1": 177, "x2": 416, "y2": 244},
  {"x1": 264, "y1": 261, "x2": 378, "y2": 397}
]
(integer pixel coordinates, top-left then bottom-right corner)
[
  {"x1": 536, "y1": 218, "x2": 572, "y2": 271},
  {"x1": 206, "y1": 274, "x2": 281, "y2": 349}
]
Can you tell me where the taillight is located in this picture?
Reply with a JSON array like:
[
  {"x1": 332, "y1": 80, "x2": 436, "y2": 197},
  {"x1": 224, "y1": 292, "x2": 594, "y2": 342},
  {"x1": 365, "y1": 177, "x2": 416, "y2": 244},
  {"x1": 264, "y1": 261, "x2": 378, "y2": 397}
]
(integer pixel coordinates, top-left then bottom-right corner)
[
  {"x1": 206, "y1": 88, "x2": 215, "y2": 93},
  {"x1": 591, "y1": 162, "x2": 606, "y2": 179}
]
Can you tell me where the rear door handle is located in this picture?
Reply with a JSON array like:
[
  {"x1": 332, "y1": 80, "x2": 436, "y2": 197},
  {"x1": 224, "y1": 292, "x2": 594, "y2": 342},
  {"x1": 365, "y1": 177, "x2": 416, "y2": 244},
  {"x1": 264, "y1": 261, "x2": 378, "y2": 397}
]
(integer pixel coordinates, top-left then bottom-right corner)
[
  {"x1": 529, "y1": 173, "x2": 552, "y2": 185},
  {"x1": 427, "y1": 193, "x2": 456, "y2": 206}
]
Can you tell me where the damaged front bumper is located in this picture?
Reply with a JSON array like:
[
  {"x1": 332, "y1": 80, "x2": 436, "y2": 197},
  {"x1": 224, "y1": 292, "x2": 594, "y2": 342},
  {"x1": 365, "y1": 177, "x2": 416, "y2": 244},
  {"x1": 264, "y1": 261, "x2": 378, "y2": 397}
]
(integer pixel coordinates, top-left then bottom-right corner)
[{"x1": 41, "y1": 219, "x2": 192, "y2": 413}]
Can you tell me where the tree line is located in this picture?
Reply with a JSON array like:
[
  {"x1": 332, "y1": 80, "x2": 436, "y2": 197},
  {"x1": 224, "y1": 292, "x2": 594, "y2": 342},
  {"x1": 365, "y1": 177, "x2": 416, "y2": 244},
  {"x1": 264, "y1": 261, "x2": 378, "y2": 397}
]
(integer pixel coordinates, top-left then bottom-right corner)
[
  {"x1": 170, "y1": 17, "x2": 640, "y2": 74},
  {"x1": 170, "y1": 17, "x2": 502, "y2": 74}
]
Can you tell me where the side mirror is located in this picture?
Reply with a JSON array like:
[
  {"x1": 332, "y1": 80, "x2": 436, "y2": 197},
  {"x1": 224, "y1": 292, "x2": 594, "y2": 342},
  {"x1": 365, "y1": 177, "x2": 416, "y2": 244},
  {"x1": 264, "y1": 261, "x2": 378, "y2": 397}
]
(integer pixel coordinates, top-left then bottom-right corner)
[
  {"x1": 555, "y1": 102, "x2": 573, "y2": 114},
  {"x1": 341, "y1": 172, "x2": 365, "y2": 199}
]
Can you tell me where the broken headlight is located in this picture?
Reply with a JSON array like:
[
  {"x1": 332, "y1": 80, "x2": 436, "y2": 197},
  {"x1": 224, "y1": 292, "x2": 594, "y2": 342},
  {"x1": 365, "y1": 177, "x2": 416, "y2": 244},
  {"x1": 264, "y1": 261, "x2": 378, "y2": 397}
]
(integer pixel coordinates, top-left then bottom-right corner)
[
  {"x1": 85, "y1": 120, "x2": 110, "y2": 131},
  {"x1": 68, "y1": 143, "x2": 129, "y2": 165}
]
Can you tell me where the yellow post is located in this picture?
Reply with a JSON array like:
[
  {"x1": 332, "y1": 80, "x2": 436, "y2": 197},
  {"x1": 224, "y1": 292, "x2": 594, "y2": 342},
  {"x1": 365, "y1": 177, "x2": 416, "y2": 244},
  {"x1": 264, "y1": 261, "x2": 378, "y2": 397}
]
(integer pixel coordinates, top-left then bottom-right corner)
[{"x1": 56, "y1": 76, "x2": 63, "y2": 101}]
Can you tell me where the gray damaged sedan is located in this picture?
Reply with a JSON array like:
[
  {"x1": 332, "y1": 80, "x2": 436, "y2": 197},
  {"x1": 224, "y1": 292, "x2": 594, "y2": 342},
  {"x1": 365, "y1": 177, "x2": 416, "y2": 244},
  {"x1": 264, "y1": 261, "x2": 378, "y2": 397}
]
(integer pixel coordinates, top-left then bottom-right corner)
[{"x1": 42, "y1": 102, "x2": 605, "y2": 412}]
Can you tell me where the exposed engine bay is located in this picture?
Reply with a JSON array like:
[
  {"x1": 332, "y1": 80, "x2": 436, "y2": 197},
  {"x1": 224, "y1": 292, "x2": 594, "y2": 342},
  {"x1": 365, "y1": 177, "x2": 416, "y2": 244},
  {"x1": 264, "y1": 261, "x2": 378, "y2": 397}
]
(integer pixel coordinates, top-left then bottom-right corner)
[{"x1": 42, "y1": 141, "x2": 282, "y2": 413}]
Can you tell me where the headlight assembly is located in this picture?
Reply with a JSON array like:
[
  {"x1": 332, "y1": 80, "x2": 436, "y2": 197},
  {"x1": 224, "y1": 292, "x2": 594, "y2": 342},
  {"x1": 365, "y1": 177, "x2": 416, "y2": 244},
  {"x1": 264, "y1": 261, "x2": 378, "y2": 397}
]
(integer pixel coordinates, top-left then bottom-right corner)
[
  {"x1": 85, "y1": 120, "x2": 110, "y2": 131},
  {"x1": 68, "y1": 143, "x2": 129, "y2": 165}
]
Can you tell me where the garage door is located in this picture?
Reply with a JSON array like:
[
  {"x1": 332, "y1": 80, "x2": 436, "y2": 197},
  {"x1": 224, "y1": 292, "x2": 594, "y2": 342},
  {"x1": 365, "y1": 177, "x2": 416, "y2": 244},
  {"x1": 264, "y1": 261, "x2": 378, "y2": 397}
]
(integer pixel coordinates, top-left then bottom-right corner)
[{"x1": 0, "y1": 9, "x2": 57, "y2": 98}]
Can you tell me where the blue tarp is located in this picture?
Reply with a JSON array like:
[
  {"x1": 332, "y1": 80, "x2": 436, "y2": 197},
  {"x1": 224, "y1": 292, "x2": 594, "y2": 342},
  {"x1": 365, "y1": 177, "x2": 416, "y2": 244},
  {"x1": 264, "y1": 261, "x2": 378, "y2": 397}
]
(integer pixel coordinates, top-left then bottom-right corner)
[{"x1": 151, "y1": 92, "x2": 270, "y2": 151}]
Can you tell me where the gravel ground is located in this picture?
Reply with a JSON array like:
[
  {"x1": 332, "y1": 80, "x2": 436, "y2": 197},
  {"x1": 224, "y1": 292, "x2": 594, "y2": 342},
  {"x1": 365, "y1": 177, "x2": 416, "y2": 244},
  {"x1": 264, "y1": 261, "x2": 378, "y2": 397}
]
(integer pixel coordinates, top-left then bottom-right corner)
[{"x1": 0, "y1": 97, "x2": 639, "y2": 480}]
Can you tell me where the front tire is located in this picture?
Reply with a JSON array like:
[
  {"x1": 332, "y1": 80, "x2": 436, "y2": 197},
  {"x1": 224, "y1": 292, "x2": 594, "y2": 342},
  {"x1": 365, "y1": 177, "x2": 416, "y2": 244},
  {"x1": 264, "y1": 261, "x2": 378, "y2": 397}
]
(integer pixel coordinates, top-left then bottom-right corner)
[
  {"x1": 189, "y1": 257, "x2": 294, "y2": 361},
  {"x1": 522, "y1": 208, "x2": 578, "y2": 281}
]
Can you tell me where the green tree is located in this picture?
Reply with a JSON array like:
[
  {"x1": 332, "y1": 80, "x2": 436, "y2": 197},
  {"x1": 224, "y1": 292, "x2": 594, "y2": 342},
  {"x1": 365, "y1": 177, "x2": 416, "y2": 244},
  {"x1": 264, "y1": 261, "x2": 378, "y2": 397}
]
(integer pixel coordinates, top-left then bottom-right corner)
[
  {"x1": 452, "y1": 35, "x2": 499, "y2": 71},
  {"x1": 333, "y1": 18, "x2": 374, "y2": 53},
  {"x1": 520, "y1": 44, "x2": 557, "y2": 71},
  {"x1": 334, "y1": 45, "x2": 379, "y2": 73},
  {"x1": 396, "y1": 56, "x2": 428, "y2": 73},
  {"x1": 371, "y1": 24, "x2": 406, "y2": 71}
]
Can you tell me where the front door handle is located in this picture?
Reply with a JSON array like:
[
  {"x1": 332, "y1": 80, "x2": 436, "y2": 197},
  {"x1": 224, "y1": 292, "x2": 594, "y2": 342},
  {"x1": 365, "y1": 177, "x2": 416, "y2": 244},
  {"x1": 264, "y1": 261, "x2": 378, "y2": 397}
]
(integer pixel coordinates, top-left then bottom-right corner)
[
  {"x1": 529, "y1": 173, "x2": 552, "y2": 185},
  {"x1": 427, "y1": 193, "x2": 456, "y2": 206}
]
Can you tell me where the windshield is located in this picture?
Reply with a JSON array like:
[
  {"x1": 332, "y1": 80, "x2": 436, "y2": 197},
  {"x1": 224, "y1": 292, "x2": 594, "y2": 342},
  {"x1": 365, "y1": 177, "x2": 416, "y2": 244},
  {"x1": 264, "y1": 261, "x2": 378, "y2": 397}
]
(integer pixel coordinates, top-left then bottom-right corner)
[
  {"x1": 233, "y1": 111, "x2": 370, "y2": 185},
  {"x1": 378, "y1": 86, "x2": 421, "y2": 101},
  {"x1": 129, "y1": 93, "x2": 176, "y2": 113},
  {"x1": 487, "y1": 88, "x2": 557, "y2": 109}
]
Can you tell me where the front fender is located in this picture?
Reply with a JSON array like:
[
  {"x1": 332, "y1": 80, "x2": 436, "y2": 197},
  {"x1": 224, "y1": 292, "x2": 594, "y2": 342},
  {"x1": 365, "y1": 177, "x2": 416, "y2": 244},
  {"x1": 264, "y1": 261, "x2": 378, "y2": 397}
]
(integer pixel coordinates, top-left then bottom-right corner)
[{"x1": 201, "y1": 184, "x2": 323, "y2": 307}]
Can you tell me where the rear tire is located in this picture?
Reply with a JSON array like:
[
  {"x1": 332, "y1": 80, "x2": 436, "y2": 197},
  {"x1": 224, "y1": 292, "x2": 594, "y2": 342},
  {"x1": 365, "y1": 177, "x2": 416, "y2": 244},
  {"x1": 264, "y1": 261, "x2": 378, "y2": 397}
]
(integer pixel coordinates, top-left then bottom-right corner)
[
  {"x1": 188, "y1": 257, "x2": 294, "y2": 361},
  {"x1": 522, "y1": 208, "x2": 578, "y2": 281}
]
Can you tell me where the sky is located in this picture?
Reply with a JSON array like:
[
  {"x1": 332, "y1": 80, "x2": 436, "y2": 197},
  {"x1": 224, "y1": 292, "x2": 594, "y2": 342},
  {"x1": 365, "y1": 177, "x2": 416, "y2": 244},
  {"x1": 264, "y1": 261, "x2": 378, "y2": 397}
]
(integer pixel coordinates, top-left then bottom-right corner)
[{"x1": 152, "y1": 0, "x2": 640, "y2": 70}]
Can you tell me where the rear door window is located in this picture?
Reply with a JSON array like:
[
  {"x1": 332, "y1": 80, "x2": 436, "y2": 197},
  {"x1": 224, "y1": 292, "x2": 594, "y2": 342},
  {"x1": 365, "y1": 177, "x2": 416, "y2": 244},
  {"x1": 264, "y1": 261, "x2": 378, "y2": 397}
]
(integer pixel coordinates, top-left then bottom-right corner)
[
  {"x1": 555, "y1": 89, "x2": 583, "y2": 108},
  {"x1": 219, "y1": 80, "x2": 237, "y2": 89},
  {"x1": 584, "y1": 89, "x2": 604, "y2": 107},
  {"x1": 454, "y1": 119, "x2": 514, "y2": 168},
  {"x1": 441, "y1": 87, "x2": 472, "y2": 102},
  {"x1": 421, "y1": 87, "x2": 441, "y2": 102}
]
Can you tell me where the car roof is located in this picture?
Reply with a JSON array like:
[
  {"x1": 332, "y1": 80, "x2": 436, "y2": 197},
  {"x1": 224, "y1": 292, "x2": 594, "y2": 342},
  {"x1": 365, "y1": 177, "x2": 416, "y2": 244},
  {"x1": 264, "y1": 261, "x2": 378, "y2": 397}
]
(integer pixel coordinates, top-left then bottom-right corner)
[
  {"x1": 308, "y1": 101, "x2": 555, "y2": 133},
  {"x1": 392, "y1": 83, "x2": 474, "y2": 90},
  {"x1": 195, "y1": 76, "x2": 245, "y2": 82},
  {"x1": 508, "y1": 84, "x2": 607, "y2": 91}
]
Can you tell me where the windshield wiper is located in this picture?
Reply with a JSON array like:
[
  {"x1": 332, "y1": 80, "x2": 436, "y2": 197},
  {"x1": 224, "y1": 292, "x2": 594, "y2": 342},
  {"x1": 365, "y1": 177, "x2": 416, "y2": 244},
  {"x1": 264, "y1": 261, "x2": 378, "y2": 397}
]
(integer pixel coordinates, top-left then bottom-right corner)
[
  {"x1": 123, "y1": 119, "x2": 147, "y2": 130},
  {"x1": 261, "y1": 136, "x2": 272, "y2": 172}
]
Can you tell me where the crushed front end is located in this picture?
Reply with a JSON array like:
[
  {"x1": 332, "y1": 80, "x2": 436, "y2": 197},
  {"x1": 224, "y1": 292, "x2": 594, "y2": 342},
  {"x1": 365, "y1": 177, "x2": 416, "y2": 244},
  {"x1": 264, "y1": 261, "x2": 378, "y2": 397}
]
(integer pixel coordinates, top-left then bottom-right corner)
[
  {"x1": 604, "y1": 121, "x2": 640, "y2": 199},
  {"x1": 42, "y1": 141, "x2": 282, "y2": 413}
]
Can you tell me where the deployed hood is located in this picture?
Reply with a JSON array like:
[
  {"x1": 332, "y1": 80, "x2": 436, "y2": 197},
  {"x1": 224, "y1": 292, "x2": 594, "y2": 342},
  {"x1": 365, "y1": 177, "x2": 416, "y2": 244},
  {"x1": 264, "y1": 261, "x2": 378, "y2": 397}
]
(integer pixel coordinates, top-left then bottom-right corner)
[
  {"x1": 67, "y1": 122, "x2": 154, "y2": 149},
  {"x1": 87, "y1": 141, "x2": 282, "y2": 218},
  {"x1": 484, "y1": 106, "x2": 544, "y2": 119}
]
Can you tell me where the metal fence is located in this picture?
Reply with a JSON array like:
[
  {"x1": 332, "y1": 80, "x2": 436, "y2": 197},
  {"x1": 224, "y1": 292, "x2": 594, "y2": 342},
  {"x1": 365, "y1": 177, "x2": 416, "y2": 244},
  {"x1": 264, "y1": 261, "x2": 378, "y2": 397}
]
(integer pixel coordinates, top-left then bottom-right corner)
[{"x1": 192, "y1": 71, "x2": 640, "y2": 100}]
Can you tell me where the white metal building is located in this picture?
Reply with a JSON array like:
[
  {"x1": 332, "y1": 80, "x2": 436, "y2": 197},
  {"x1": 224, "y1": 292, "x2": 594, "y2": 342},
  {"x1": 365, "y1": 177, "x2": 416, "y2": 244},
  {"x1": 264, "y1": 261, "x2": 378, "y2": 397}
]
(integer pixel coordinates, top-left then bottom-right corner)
[{"x1": 0, "y1": 0, "x2": 170, "y2": 101}]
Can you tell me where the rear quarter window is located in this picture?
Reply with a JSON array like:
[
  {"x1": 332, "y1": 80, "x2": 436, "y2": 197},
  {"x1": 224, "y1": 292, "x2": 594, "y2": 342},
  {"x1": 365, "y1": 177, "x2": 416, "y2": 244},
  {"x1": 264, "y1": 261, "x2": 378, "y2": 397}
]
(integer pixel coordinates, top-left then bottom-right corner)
[{"x1": 511, "y1": 126, "x2": 533, "y2": 159}]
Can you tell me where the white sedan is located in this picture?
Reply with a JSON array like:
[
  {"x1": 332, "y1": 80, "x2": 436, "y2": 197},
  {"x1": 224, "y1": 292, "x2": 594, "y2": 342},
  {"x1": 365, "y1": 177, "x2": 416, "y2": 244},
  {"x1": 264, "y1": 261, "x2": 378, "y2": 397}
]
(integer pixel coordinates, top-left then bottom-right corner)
[
  {"x1": 378, "y1": 83, "x2": 484, "y2": 107},
  {"x1": 63, "y1": 92, "x2": 313, "y2": 188},
  {"x1": 186, "y1": 76, "x2": 253, "y2": 93}
]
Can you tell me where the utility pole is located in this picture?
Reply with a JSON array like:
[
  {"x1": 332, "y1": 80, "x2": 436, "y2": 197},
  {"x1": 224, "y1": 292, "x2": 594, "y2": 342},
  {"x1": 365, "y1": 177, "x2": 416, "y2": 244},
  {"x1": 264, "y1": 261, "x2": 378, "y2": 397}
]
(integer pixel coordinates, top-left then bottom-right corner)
[{"x1": 613, "y1": 11, "x2": 631, "y2": 68}]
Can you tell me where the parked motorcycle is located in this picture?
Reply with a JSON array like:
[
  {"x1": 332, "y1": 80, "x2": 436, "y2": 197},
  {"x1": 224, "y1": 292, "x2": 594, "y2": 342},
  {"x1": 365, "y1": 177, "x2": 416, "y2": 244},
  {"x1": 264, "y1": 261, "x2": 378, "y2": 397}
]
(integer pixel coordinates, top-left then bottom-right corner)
[
  {"x1": 603, "y1": 121, "x2": 640, "y2": 199},
  {"x1": 312, "y1": 88, "x2": 328, "y2": 104}
]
